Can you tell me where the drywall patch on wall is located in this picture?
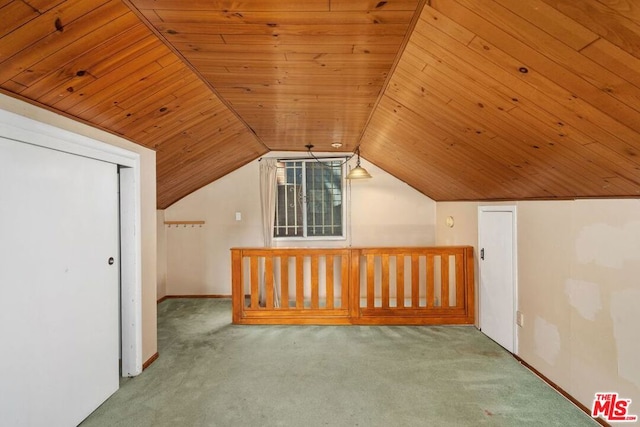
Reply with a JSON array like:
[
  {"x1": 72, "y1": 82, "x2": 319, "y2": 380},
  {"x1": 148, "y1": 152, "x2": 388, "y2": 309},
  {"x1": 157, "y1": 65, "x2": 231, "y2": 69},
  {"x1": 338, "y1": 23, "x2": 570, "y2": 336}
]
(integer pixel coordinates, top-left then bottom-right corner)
[
  {"x1": 534, "y1": 316, "x2": 561, "y2": 366},
  {"x1": 564, "y1": 279, "x2": 602, "y2": 321},
  {"x1": 610, "y1": 290, "x2": 640, "y2": 389},
  {"x1": 575, "y1": 222, "x2": 640, "y2": 269}
]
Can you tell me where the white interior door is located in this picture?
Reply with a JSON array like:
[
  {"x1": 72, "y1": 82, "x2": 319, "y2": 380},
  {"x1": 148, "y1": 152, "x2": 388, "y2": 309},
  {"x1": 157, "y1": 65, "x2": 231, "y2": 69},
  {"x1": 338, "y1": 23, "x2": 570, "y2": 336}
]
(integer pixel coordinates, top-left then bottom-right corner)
[
  {"x1": 0, "y1": 137, "x2": 120, "y2": 427},
  {"x1": 478, "y1": 206, "x2": 517, "y2": 353}
]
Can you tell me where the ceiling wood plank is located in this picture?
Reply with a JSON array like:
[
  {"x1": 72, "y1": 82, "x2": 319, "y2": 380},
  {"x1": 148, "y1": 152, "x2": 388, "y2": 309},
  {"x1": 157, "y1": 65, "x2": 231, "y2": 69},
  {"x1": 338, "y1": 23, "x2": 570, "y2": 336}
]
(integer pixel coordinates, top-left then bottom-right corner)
[
  {"x1": 596, "y1": 0, "x2": 640, "y2": 25},
  {"x1": 0, "y1": 1, "x2": 42, "y2": 38},
  {"x1": 404, "y1": 19, "x2": 633, "y2": 192},
  {"x1": 132, "y1": 0, "x2": 330, "y2": 11},
  {"x1": 17, "y1": 24, "x2": 153, "y2": 100},
  {"x1": 581, "y1": 38, "x2": 640, "y2": 89},
  {"x1": 0, "y1": 0, "x2": 118, "y2": 83},
  {"x1": 432, "y1": 0, "x2": 640, "y2": 133},
  {"x1": 154, "y1": 23, "x2": 410, "y2": 37},
  {"x1": 148, "y1": 10, "x2": 415, "y2": 25},
  {"x1": 75, "y1": 59, "x2": 185, "y2": 119},
  {"x1": 540, "y1": 0, "x2": 640, "y2": 55},
  {"x1": 427, "y1": 2, "x2": 640, "y2": 164},
  {"x1": 465, "y1": 35, "x2": 640, "y2": 167},
  {"x1": 10, "y1": 11, "x2": 141, "y2": 88},
  {"x1": 491, "y1": 0, "x2": 599, "y2": 51},
  {"x1": 51, "y1": 46, "x2": 167, "y2": 112},
  {"x1": 219, "y1": 34, "x2": 406, "y2": 45},
  {"x1": 330, "y1": 1, "x2": 420, "y2": 11}
]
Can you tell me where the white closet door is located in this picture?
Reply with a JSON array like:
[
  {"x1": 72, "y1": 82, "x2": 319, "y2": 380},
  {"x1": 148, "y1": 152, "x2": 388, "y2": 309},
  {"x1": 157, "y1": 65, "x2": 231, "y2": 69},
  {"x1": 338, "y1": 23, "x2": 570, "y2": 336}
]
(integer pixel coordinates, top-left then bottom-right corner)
[
  {"x1": 478, "y1": 207, "x2": 516, "y2": 353},
  {"x1": 0, "y1": 137, "x2": 120, "y2": 427}
]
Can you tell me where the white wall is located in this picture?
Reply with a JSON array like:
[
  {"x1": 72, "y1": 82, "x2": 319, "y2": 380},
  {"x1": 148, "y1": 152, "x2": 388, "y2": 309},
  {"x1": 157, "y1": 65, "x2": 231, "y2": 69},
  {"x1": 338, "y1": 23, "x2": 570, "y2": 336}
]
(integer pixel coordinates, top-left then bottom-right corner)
[
  {"x1": 163, "y1": 155, "x2": 263, "y2": 296},
  {"x1": 162, "y1": 155, "x2": 436, "y2": 295},
  {"x1": 157, "y1": 209, "x2": 167, "y2": 300},
  {"x1": 436, "y1": 199, "x2": 640, "y2": 411},
  {"x1": 0, "y1": 94, "x2": 159, "y2": 363},
  {"x1": 350, "y1": 161, "x2": 436, "y2": 246}
]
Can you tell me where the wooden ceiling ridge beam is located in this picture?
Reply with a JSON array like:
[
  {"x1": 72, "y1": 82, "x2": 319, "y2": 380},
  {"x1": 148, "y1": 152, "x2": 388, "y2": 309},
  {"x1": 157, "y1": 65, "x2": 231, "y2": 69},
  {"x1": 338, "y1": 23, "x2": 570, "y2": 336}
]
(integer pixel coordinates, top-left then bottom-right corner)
[
  {"x1": 120, "y1": 0, "x2": 271, "y2": 152},
  {"x1": 355, "y1": 0, "x2": 428, "y2": 157}
]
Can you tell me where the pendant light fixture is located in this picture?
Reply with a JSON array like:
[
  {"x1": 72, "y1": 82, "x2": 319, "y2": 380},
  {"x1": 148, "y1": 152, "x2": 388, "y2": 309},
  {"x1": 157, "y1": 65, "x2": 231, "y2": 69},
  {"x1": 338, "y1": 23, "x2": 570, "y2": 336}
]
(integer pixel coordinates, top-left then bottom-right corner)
[{"x1": 346, "y1": 146, "x2": 372, "y2": 179}]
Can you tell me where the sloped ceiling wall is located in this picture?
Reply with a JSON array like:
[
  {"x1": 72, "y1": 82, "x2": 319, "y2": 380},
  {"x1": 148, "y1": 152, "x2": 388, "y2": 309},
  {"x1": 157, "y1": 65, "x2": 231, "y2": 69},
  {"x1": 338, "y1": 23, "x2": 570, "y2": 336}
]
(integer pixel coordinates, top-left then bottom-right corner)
[
  {"x1": 1, "y1": 0, "x2": 640, "y2": 208},
  {"x1": 364, "y1": 0, "x2": 640, "y2": 200}
]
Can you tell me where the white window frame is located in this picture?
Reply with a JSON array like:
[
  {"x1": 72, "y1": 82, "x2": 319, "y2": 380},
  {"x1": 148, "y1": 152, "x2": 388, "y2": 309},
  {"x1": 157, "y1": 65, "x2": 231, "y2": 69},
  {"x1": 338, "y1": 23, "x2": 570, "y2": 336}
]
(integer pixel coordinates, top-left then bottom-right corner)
[{"x1": 274, "y1": 158, "x2": 347, "y2": 241}]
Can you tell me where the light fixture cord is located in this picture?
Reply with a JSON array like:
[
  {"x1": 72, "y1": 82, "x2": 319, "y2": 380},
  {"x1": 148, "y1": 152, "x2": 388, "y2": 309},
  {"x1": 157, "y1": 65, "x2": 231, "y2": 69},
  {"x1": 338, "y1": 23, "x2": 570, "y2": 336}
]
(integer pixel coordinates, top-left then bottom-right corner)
[{"x1": 305, "y1": 144, "x2": 357, "y2": 169}]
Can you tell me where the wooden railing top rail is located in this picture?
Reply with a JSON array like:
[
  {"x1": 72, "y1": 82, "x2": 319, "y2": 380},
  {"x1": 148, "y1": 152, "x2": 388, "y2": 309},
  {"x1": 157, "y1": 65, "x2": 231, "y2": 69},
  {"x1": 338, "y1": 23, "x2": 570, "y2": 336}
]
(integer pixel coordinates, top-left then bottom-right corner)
[
  {"x1": 231, "y1": 248, "x2": 352, "y2": 256},
  {"x1": 356, "y1": 247, "x2": 471, "y2": 255},
  {"x1": 231, "y1": 246, "x2": 473, "y2": 252}
]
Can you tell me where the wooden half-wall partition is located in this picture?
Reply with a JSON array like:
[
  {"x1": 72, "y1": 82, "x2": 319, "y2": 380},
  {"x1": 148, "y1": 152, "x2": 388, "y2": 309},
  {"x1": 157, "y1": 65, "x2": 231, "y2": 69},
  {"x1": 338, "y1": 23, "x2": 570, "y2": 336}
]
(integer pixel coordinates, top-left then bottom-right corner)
[{"x1": 231, "y1": 247, "x2": 474, "y2": 325}]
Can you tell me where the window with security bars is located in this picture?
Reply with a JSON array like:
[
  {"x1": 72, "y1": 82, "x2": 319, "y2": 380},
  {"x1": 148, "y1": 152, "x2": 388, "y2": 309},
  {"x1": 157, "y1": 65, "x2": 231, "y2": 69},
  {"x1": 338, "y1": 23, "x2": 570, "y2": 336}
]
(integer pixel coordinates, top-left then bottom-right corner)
[{"x1": 274, "y1": 159, "x2": 345, "y2": 238}]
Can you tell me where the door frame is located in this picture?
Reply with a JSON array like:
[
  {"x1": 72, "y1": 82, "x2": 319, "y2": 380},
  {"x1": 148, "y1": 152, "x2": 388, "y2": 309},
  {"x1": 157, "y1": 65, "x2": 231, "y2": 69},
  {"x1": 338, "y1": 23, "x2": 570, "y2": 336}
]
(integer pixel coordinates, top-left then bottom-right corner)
[
  {"x1": 478, "y1": 205, "x2": 518, "y2": 354},
  {"x1": 0, "y1": 109, "x2": 143, "y2": 376}
]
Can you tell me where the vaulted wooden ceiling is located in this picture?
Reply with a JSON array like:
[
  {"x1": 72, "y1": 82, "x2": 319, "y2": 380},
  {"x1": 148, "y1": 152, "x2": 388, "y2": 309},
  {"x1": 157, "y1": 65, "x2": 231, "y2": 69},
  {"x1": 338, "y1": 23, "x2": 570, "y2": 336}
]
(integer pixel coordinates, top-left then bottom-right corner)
[{"x1": 2, "y1": 0, "x2": 640, "y2": 208}]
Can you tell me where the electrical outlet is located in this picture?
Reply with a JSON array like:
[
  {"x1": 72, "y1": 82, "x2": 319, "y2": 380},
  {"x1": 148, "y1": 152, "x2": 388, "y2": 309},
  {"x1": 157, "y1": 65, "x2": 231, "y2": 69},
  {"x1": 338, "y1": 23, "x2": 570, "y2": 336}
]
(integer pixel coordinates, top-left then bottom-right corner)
[
  {"x1": 516, "y1": 311, "x2": 524, "y2": 327},
  {"x1": 235, "y1": 212, "x2": 242, "y2": 221}
]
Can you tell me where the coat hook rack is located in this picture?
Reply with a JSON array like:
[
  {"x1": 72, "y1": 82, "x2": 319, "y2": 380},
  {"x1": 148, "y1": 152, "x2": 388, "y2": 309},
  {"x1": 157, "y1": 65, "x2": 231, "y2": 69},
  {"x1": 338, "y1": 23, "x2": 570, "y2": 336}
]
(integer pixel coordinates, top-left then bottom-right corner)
[{"x1": 164, "y1": 220, "x2": 205, "y2": 228}]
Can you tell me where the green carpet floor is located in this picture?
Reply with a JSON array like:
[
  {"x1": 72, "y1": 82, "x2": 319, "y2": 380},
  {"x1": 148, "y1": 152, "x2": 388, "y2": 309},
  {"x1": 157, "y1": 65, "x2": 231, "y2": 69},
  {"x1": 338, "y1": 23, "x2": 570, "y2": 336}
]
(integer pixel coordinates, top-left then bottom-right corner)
[{"x1": 81, "y1": 299, "x2": 598, "y2": 426}]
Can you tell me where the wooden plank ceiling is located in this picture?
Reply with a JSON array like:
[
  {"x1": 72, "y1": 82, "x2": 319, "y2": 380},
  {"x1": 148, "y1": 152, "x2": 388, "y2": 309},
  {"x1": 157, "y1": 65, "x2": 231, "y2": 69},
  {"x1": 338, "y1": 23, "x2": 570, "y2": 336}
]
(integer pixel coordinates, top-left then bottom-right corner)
[{"x1": 2, "y1": 0, "x2": 640, "y2": 208}]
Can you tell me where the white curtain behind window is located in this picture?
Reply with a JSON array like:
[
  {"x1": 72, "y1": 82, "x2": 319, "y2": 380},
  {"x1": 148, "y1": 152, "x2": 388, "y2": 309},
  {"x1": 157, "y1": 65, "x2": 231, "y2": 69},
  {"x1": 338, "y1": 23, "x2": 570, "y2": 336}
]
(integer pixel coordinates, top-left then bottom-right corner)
[{"x1": 259, "y1": 158, "x2": 279, "y2": 307}]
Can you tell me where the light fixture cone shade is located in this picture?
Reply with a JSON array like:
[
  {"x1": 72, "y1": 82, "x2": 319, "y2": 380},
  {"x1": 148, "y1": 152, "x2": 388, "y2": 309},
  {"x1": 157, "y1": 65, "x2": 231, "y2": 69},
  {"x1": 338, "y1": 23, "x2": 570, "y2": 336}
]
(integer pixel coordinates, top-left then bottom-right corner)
[{"x1": 346, "y1": 165, "x2": 372, "y2": 179}]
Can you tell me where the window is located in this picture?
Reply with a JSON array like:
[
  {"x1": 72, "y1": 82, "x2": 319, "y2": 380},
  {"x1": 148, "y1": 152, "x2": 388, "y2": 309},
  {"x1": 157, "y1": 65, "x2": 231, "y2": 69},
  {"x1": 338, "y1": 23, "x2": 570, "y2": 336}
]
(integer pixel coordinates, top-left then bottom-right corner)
[{"x1": 274, "y1": 159, "x2": 345, "y2": 239}]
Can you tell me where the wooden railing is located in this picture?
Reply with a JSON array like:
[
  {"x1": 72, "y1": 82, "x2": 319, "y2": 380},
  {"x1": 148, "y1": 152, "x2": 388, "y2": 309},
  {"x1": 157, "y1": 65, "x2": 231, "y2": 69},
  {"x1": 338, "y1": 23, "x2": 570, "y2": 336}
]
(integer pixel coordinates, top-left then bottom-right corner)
[{"x1": 231, "y1": 246, "x2": 474, "y2": 325}]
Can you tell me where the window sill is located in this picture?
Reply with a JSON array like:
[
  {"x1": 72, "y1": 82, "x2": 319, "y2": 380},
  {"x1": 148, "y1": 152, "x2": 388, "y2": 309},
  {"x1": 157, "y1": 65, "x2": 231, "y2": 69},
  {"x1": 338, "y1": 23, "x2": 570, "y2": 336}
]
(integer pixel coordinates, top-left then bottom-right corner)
[{"x1": 273, "y1": 236, "x2": 347, "y2": 242}]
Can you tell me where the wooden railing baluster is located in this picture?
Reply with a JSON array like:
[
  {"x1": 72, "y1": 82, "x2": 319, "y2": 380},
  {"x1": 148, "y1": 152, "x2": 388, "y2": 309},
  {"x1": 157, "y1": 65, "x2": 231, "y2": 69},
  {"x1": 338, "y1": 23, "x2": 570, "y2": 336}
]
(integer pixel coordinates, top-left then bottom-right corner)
[
  {"x1": 411, "y1": 254, "x2": 419, "y2": 308},
  {"x1": 427, "y1": 254, "x2": 435, "y2": 308},
  {"x1": 281, "y1": 256, "x2": 289, "y2": 309},
  {"x1": 348, "y1": 251, "x2": 358, "y2": 318},
  {"x1": 231, "y1": 249, "x2": 243, "y2": 323},
  {"x1": 396, "y1": 255, "x2": 405, "y2": 308},
  {"x1": 311, "y1": 255, "x2": 319, "y2": 309},
  {"x1": 441, "y1": 255, "x2": 449, "y2": 308},
  {"x1": 456, "y1": 253, "x2": 464, "y2": 309},
  {"x1": 381, "y1": 254, "x2": 390, "y2": 309},
  {"x1": 326, "y1": 255, "x2": 334, "y2": 310},
  {"x1": 296, "y1": 256, "x2": 304, "y2": 309},
  {"x1": 366, "y1": 254, "x2": 375, "y2": 309},
  {"x1": 265, "y1": 256, "x2": 274, "y2": 309},
  {"x1": 250, "y1": 256, "x2": 259, "y2": 309}
]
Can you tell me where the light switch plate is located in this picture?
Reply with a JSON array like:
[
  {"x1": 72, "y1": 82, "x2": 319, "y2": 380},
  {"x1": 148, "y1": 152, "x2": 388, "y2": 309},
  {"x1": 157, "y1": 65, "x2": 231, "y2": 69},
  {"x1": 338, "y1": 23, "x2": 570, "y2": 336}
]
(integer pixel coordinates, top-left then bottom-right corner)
[{"x1": 516, "y1": 311, "x2": 524, "y2": 327}]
